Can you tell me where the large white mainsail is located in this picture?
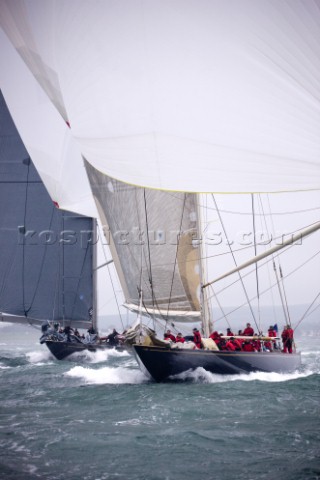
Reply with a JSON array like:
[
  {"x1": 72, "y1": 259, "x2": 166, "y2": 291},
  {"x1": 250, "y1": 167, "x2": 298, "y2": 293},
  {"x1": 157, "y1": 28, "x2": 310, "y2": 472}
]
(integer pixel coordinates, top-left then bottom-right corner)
[{"x1": 0, "y1": 0, "x2": 319, "y2": 194}]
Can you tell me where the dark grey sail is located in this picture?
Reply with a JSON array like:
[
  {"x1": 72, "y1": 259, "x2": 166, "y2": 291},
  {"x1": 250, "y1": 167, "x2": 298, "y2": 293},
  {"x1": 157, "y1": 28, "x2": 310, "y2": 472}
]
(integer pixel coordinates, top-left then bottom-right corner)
[{"x1": 0, "y1": 91, "x2": 94, "y2": 329}]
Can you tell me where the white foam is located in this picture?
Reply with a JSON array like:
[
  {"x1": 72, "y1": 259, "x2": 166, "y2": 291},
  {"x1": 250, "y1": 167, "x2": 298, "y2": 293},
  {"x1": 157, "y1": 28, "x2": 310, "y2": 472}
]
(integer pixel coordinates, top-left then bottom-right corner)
[
  {"x1": 0, "y1": 322, "x2": 12, "y2": 329},
  {"x1": 65, "y1": 365, "x2": 148, "y2": 384},
  {"x1": 79, "y1": 348, "x2": 131, "y2": 364},
  {"x1": 172, "y1": 367, "x2": 317, "y2": 383},
  {"x1": 26, "y1": 350, "x2": 53, "y2": 364},
  {"x1": 0, "y1": 364, "x2": 10, "y2": 369}
]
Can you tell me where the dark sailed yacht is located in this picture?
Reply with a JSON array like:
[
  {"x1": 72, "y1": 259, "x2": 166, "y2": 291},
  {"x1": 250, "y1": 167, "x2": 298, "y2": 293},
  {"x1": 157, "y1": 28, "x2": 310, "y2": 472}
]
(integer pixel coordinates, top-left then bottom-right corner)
[
  {"x1": 0, "y1": 92, "x2": 124, "y2": 361},
  {"x1": 40, "y1": 330, "x2": 127, "y2": 361}
]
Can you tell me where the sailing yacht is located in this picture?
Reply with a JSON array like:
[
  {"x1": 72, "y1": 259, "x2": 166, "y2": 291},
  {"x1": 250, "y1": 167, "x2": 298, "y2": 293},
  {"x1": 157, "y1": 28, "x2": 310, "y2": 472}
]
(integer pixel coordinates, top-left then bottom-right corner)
[{"x1": 0, "y1": 1, "x2": 319, "y2": 376}]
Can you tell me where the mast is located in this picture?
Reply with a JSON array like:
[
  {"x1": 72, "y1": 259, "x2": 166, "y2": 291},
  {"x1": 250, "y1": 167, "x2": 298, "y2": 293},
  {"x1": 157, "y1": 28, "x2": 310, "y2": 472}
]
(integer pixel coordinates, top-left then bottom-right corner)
[
  {"x1": 91, "y1": 219, "x2": 98, "y2": 331},
  {"x1": 197, "y1": 193, "x2": 211, "y2": 337}
]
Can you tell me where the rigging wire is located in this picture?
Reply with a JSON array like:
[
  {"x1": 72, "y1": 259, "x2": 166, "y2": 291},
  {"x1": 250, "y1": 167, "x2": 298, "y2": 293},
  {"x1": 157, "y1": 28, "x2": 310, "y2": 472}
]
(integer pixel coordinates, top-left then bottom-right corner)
[
  {"x1": 69, "y1": 221, "x2": 91, "y2": 321},
  {"x1": 252, "y1": 194, "x2": 261, "y2": 330},
  {"x1": 208, "y1": 285, "x2": 232, "y2": 329},
  {"x1": 133, "y1": 188, "x2": 166, "y2": 330},
  {"x1": 165, "y1": 191, "x2": 320, "y2": 216},
  {"x1": 294, "y1": 297, "x2": 320, "y2": 332},
  {"x1": 97, "y1": 220, "x2": 125, "y2": 330},
  {"x1": 166, "y1": 194, "x2": 187, "y2": 327},
  {"x1": 264, "y1": 194, "x2": 291, "y2": 325},
  {"x1": 20, "y1": 158, "x2": 57, "y2": 319},
  {"x1": 21, "y1": 157, "x2": 31, "y2": 316},
  {"x1": 143, "y1": 188, "x2": 167, "y2": 330},
  {"x1": 212, "y1": 249, "x2": 320, "y2": 325},
  {"x1": 24, "y1": 205, "x2": 56, "y2": 316},
  {"x1": 211, "y1": 194, "x2": 261, "y2": 334},
  {"x1": 279, "y1": 265, "x2": 291, "y2": 325},
  {"x1": 206, "y1": 243, "x2": 319, "y2": 302},
  {"x1": 143, "y1": 189, "x2": 154, "y2": 297}
]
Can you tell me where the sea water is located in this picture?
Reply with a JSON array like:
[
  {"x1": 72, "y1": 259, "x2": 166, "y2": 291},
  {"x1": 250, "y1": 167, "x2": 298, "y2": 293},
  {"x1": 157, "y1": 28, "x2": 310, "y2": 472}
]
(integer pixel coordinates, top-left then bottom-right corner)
[{"x1": 0, "y1": 323, "x2": 319, "y2": 480}]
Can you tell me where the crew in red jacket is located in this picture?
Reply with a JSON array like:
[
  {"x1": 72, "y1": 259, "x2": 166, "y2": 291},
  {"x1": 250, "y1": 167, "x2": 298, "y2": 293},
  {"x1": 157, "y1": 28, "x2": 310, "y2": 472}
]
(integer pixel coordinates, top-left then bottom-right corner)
[
  {"x1": 164, "y1": 330, "x2": 176, "y2": 342},
  {"x1": 226, "y1": 327, "x2": 234, "y2": 336},
  {"x1": 230, "y1": 337, "x2": 242, "y2": 351},
  {"x1": 243, "y1": 323, "x2": 254, "y2": 336},
  {"x1": 225, "y1": 339, "x2": 236, "y2": 351},
  {"x1": 281, "y1": 325, "x2": 294, "y2": 353},
  {"x1": 209, "y1": 331, "x2": 221, "y2": 342},
  {"x1": 252, "y1": 338, "x2": 261, "y2": 352},
  {"x1": 242, "y1": 339, "x2": 256, "y2": 352},
  {"x1": 267, "y1": 325, "x2": 277, "y2": 351},
  {"x1": 193, "y1": 328, "x2": 202, "y2": 349},
  {"x1": 176, "y1": 333, "x2": 185, "y2": 343},
  {"x1": 268, "y1": 325, "x2": 277, "y2": 337}
]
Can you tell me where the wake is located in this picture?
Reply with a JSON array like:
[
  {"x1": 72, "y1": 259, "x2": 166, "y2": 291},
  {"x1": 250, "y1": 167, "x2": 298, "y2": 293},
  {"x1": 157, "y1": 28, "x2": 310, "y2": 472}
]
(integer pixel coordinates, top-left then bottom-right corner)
[{"x1": 171, "y1": 366, "x2": 318, "y2": 384}]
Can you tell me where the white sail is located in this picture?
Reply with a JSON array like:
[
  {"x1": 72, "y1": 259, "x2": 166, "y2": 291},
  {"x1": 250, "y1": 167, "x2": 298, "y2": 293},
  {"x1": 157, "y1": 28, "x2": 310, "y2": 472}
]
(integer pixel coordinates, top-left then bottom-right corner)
[
  {"x1": 85, "y1": 161, "x2": 201, "y2": 323},
  {"x1": 0, "y1": 28, "x2": 97, "y2": 218},
  {"x1": 1, "y1": 0, "x2": 319, "y2": 193}
]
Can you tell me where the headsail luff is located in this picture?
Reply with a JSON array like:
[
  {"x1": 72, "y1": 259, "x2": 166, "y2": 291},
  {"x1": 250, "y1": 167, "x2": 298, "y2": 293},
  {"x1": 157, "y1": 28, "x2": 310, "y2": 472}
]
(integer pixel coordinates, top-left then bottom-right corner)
[
  {"x1": 0, "y1": 1, "x2": 319, "y2": 194},
  {"x1": 0, "y1": 92, "x2": 94, "y2": 329},
  {"x1": 84, "y1": 160, "x2": 202, "y2": 324}
]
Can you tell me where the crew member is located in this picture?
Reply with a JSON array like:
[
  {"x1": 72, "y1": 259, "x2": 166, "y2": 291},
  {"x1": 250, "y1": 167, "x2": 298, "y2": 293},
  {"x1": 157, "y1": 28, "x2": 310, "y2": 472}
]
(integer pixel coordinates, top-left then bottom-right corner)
[
  {"x1": 176, "y1": 333, "x2": 185, "y2": 343},
  {"x1": 243, "y1": 323, "x2": 254, "y2": 336},
  {"x1": 226, "y1": 327, "x2": 234, "y2": 336},
  {"x1": 209, "y1": 331, "x2": 221, "y2": 342},
  {"x1": 164, "y1": 330, "x2": 176, "y2": 342},
  {"x1": 267, "y1": 325, "x2": 277, "y2": 351},
  {"x1": 268, "y1": 325, "x2": 277, "y2": 337},
  {"x1": 225, "y1": 338, "x2": 236, "y2": 351},
  {"x1": 192, "y1": 328, "x2": 202, "y2": 349},
  {"x1": 242, "y1": 339, "x2": 256, "y2": 352},
  {"x1": 281, "y1": 325, "x2": 294, "y2": 354},
  {"x1": 107, "y1": 328, "x2": 120, "y2": 346},
  {"x1": 230, "y1": 337, "x2": 242, "y2": 351}
]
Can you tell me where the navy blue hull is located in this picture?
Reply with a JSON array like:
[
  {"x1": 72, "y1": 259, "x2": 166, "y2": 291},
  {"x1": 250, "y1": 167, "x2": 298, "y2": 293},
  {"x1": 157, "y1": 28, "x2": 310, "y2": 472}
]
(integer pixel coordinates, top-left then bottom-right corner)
[
  {"x1": 133, "y1": 345, "x2": 301, "y2": 382},
  {"x1": 45, "y1": 340, "x2": 127, "y2": 360}
]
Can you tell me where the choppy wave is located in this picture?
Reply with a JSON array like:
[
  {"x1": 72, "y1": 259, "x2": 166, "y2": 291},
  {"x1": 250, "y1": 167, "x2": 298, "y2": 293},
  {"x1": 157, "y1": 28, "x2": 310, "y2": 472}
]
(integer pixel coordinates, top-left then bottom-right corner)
[
  {"x1": 79, "y1": 347, "x2": 131, "y2": 364},
  {"x1": 0, "y1": 363, "x2": 11, "y2": 369},
  {"x1": 25, "y1": 350, "x2": 54, "y2": 364},
  {"x1": 65, "y1": 364, "x2": 148, "y2": 384}
]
